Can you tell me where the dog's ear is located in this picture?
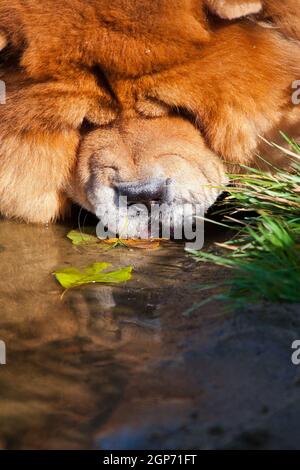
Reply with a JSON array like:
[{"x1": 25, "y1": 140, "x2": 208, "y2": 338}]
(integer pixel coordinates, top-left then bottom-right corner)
[{"x1": 206, "y1": 0, "x2": 262, "y2": 20}]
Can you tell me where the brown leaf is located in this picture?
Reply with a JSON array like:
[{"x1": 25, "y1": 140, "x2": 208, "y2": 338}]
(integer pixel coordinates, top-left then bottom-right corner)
[{"x1": 100, "y1": 238, "x2": 164, "y2": 250}]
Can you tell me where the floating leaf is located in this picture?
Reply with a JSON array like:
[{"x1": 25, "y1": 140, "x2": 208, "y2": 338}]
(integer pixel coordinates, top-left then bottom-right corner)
[
  {"x1": 67, "y1": 230, "x2": 98, "y2": 246},
  {"x1": 67, "y1": 230, "x2": 164, "y2": 250},
  {"x1": 100, "y1": 238, "x2": 162, "y2": 250},
  {"x1": 54, "y1": 262, "x2": 133, "y2": 289}
]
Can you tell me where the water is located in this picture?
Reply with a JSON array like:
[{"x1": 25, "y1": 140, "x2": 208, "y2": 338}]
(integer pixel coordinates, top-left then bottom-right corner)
[{"x1": 0, "y1": 218, "x2": 300, "y2": 449}]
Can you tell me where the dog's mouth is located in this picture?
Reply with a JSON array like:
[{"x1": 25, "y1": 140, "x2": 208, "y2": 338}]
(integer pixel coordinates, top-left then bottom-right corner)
[
  {"x1": 85, "y1": 178, "x2": 208, "y2": 244},
  {"x1": 71, "y1": 116, "x2": 229, "y2": 242},
  {"x1": 95, "y1": 201, "x2": 204, "y2": 243}
]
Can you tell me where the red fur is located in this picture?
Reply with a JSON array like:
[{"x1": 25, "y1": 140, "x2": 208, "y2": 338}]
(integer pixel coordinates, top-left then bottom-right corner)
[{"x1": 0, "y1": 1, "x2": 299, "y2": 222}]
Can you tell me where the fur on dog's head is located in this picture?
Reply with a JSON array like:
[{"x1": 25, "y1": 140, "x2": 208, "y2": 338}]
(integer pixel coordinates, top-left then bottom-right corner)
[
  {"x1": 0, "y1": 0, "x2": 299, "y2": 229},
  {"x1": 0, "y1": 0, "x2": 270, "y2": 81}
]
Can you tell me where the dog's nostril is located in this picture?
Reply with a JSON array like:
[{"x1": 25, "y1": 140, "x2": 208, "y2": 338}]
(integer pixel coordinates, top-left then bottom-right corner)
[{"x1": 115, "y1": 178, "x2": 169, "y2": 203}]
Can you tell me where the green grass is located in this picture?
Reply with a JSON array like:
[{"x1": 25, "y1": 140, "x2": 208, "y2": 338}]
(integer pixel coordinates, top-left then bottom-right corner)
[{"x1": 189, "y1": 135, "x2": 300, "y2": 306}]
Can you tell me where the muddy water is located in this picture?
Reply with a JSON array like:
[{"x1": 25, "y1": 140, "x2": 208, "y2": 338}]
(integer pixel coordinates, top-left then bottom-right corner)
[{"x1": 0, "y1": 217, "x2": 300, "y2": 450}]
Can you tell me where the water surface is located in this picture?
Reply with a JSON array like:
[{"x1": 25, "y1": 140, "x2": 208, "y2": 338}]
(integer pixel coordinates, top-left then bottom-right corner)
[{"x1": 0, "y1": 218, "x2": 300, "y2": 449}]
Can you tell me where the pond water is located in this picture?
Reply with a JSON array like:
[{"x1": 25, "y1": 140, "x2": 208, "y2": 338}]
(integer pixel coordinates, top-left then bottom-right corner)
[{"x1": 0, "y1": 217, "x2": 300, "y2": 450}]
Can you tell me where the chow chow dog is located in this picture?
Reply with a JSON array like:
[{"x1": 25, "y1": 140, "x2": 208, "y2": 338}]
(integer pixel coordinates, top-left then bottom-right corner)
[{"x1": 0, "y1": 1, "x2": 299, "y2": 232}]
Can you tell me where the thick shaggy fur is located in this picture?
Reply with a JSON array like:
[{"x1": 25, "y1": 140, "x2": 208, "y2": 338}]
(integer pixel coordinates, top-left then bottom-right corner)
[
  {"x1": 0, "y1": 66, "x2": 228, "y2": 223},
  {"x1": 0, "y1": 1, "x2": 298, "y2": 79},
  {"x1": 0, "y1": 1, "x2": 299, "y2": 223}
]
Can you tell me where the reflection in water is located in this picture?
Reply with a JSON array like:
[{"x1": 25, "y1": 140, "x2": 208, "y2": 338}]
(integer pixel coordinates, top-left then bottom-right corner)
[
  {"x1": 1, "y1": 218, "x2": 299, "y2": 450},
  {"x1": 0, "y1": 218, "x2": 218, "y2": 449}
]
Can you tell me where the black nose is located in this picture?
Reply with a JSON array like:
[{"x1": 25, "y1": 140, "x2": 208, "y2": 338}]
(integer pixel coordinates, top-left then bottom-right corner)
[{"x1": 116, "y1": 178, "x2": 169, "y2": 203}]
